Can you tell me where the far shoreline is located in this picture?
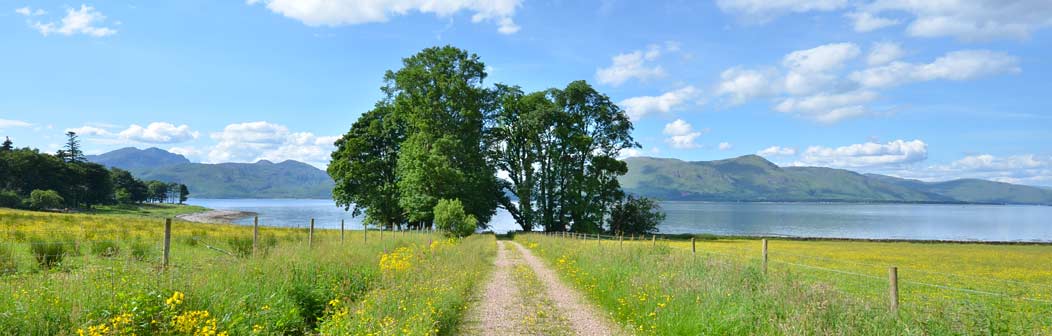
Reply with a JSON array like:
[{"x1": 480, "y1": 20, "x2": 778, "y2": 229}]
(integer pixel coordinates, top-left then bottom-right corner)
[{"x1": 176, "y1": 209, "x2": 257, "y2": 224}]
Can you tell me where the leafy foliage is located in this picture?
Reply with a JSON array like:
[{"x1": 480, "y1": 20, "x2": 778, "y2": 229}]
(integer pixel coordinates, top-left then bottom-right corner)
[
  {"x1": 433, "y1": 199, "x2": 477, "y2": 238},
  {"x1": 29, "y1": 190, "x2": 64, "y2": 210},
  {"x1": 607, "y1": 195, "x2": 666, "y2": 235}
]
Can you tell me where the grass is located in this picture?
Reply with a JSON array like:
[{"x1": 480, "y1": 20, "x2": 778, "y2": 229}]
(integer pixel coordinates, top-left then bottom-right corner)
[
  {"x1": 90, "y1": 203, "x2": 209, "y2": 218},
  {"x1": 516, "y1": 233, "x2": 1052, "y2": 335},
  {"x1": 0, "y1": 208, "x2": 494, "y2": 335}
]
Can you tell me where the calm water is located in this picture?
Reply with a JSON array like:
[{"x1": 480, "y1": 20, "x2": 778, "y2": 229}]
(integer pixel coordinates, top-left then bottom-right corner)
[{"x1": 188, "y1": 199, "x2": 1052, "y2": 242}]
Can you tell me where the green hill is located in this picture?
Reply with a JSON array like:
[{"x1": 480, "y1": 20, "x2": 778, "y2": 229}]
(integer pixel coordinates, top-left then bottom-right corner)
[
  {"x1": 88, "y1": 148, "x2": 333, "y2": 199},
  {"x1": 621, "y1": 155, "x2": 1052, "y2": 205}
]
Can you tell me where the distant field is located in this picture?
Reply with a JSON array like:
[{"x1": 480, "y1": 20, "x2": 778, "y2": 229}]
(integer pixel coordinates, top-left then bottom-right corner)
[
  {"x1": 0, "y1": 208, "x2": 493, "y2": 335},
  {"x1": 517, "y1": 233, "x2": 1052, "y2": 335},
  {"x1": 89, "y1": 203, "x2": 209, "y2": 218}
]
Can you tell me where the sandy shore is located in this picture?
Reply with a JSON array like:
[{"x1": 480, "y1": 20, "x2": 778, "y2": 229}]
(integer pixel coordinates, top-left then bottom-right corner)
[{"x1": 177, "y1": 210, "x2": 256, "y2": 224}]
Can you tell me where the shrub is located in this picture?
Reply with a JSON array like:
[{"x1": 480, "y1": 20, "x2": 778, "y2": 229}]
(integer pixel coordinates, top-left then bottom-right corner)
[
  {"x1": 29, "y1": 239, "x2": 66, "y2": 269},
  {"x1": 29, "y1": 190, "x2": 64, "y2": 210},
  {"x1": 0, "y1": 244, "x2": 16, "y2": 274},
  {"x1": 433, "y1": 198, "x2": 476, "y2": 238},
  {"x1": 0, "y1": 190, "x2": 21, "y2": 209},
  {"x1": 606, "y1": 195, "x2": 666, "y2": 235},
  {"x1": 90, "y1": 240, "x2": 121, "y2": 258}
]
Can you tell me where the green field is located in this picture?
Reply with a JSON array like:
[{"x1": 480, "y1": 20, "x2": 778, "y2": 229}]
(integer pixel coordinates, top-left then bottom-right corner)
[
  {"x1": 516, "y1": 233, "x2": 1052, "y2": 335},
  {"x1": 0, "y1": 208, "x2": 494, "y2": 335}
]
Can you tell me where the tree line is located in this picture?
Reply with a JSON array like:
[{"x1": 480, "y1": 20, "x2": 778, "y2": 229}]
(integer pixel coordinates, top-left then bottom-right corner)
[
  {"x1": 0, "y1": 133, "x2": 189, "y2": 210},
  {"x1": 329, "y1": 46, "x2": 663, "y2": 235}
]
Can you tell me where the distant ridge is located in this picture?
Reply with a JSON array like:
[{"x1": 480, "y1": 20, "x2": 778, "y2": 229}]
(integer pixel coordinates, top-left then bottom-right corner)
[
  {"x1": 88, "y1": 147, "x2": 333, "y2": 199},
  {"x1": 620, "y1": 155, "x2": 1052, "y2": 205}
]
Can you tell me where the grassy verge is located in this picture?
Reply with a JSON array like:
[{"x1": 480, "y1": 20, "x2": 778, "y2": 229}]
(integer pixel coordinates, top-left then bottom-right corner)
[
  {"x1": 516, "y1": 233, "x2": 1052, "y2": 335},
  {"x1": 0, "y1": 208, "x2": 494, "y2": 335},
  {"x1": 506, "y1": 245, "x2": 572, "y2": 335},
  {"x1": 89, "y1": 203, "x2": 210, "y2": 218}
]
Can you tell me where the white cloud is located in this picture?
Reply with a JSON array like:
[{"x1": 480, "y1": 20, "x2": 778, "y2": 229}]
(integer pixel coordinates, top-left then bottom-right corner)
[
  {"x1": 716, "y1": 0, "x2": 846, "y2": 22},
  {"x1": 209, "y1": 121, "x2": 335, "y2": 168},
  {"x1": 662, "y1": 119, "x2": 703, "y2": 149},
  {"x1": 795, "y1": 139, "x2": 928, "y2": 168},
  {"x1": 845, "y1": 11, "x2": 899, "y2": 32},
  {"x1": 864, "y1": 0, "x2": 1052, "y2": 41},
  {"x1": 15, "y1": 7, "x2": 46, "y2": 16},
  {"x1": 718, "y1": 142, "x2": 733, "y2": 150},
  {"x1": 0, "y1": 119, "x2": 33, "y2": 130},
  {"x1": 866, "y1": 42, "x2": 904, "y2": 66},
  {"x1": 782, "y1": 43, "x2": 860, "y2": 95},
  {"x1": 247, "y1": 0, "x2": 522, "y2": 35},
  {"x1": 119, "y1": 122, "x2": 199, "y2": 144},
  {"x1": 66, "y1": 126, "x2": 111, "y2": 136},
  {"x1": 29, "y1": 5, "x2": 116, "y2": 37},
  {"x1": 715, "y1": 67, "x2": 779, "y2": 105},
  {"x1": 775, "y1": 90, "x2": 878, "y2": 123},
  {"x1": 596, "y1": 43, "x2": 679, "y2": 86},
  {"x1": 167, "y1": 146, "x2": 202, "y2": 161},
  {"x1": 851, "y1": 50, "x2": 1020, "y2": 89},
  {"x1": 889, "y1": 154, "x2": 1052, "y2": 186},
  {"x1": 618, "y1": 148, "x2": 643, "y2": 159},
  {"x1": 758, "y1": 146, "x2": 796, "y2": 156},
  {"x1": 618, "y1": 86, "x2": 698, "y2": 121}
]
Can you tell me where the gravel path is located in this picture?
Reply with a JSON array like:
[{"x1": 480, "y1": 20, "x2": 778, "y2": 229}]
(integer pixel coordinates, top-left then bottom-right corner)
[
  {"x1": 509, "y1": 241, "x2": 622, "y2": 336},
  {"x1": 461, "y1": 241, "x2": 528, "y2": 335}
]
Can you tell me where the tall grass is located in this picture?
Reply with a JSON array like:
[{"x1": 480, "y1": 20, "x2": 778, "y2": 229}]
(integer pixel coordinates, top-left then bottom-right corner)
[
  {"x1": 0, "y1": 208, "x2": 495, "y2": 335},
  {"x1": 516, "y1": 234, "x2": 1051, "y2": 335}
]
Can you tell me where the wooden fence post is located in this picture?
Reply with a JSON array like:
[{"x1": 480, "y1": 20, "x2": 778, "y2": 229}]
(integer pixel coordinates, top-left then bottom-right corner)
[
  {"x1": 308, "y1": 218, "x2": 315, "y2": 248},
  {"x1": 889, "y1": 267, "x2": 899, "y2": 313},
  {"x1": 762, "y1": 239, "x2": 769, "y2": 274},
  {"x1": 364, "y1": 226, "x2": 368, "y2": 243},
  {"x1": 163, "y1": 218, "x2": 171, "y2": 269},
  {"x1": 340, "y1": 219, "x2": 345, "y2": 243},
  {"x1": 619, "y1": 234, "x2": 623, "y2": 248},
  {"x1": 596, "y1": 233, "x2": 600, "y2": 246},
  {"x1": 252, "y1": 216, "x2": 259, "y2": 257},
  {"x1": 652, "y1": 235, "x2": 656, "y2": 247},
  {"x1": 691, "y1": 237, "x2": 696, "y2": 255}
]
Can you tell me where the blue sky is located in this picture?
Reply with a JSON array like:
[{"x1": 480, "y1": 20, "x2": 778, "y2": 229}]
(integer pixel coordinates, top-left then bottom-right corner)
[{"x1": 2, "y1": 0, "x2": 1051, "y2": 186}]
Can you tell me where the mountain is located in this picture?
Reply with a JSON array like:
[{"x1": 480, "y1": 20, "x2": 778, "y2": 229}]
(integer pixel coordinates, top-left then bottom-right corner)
[
  {"x1": 621, "y1": 155, "x2": 1052, "y2": 205},
  {"x1": 89, "y1": 148, "x2": 333, "y2": 199},
  {"x1": 86, "y1": 147, "x2": 191, "y2": 170}
]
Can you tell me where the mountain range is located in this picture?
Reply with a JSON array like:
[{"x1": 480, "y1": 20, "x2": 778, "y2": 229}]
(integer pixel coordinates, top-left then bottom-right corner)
[
  {"x1": 621, "y1": 155, "x2": 1052, "y2": 205},
  {"x1": 88, "y1": 148, "x2": 334, "y2": 199}
]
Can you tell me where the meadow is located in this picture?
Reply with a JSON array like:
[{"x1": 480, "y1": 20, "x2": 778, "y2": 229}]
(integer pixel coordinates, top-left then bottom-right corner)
[
  {"x1": 0, "y1": 208, "x2": 494, "y2": 335},
  {"x1": 516, "y1": 233, "x2": 1052, "y2": 335}
]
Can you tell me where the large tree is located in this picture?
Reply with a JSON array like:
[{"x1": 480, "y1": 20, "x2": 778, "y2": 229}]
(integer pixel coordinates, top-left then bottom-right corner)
[
  {"x1": 388, "y1": 46, "x2": 501, "y2": 228},
  {"x1": 328, "y1": 103, "x2": 406, "y2": 229}
]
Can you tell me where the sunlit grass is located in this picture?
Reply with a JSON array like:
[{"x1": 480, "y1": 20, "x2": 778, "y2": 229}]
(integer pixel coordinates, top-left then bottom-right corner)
[
  {"x1": 518, "y1": 233, "x2": 1052, "y2": 335},
  {"x1": 0, "y1": 208, "x2": 494, "y2": 335}
]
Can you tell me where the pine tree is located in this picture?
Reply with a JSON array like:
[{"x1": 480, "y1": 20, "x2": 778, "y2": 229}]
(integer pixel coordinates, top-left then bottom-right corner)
[
  {"x1": 0, "y1": 137, "x2": 12, "y2": 152},
  {"x1": 58, "y1": 132, "x2": 84, "y2": 163}
]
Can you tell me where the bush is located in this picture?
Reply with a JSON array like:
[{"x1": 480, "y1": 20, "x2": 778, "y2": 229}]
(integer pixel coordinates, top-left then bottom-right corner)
[
  {"x1": 433, "y1": 198, "x2": 477, "y2": 238},
  {"x1": 607, "y1": 195, "x2": 666, "y2": 235},
  {"x1": 29, "y1": 190, "x2": 64, "y2": 210},
  {"x1": 90, "y1": 240, "x2": 121, "y2": 257},
  {"x1": 0, "y1": 244, "x2": 16, "y2": 274},
  {"x1": 29, "y1": 239, "x2": 66, "y2": 269},
  {"x1": 0, "y1": 190, "x2": 21, "y2": 208}
]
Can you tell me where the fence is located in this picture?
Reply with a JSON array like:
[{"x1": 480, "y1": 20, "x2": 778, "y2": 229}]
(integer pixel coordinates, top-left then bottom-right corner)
[{"x1": 530, "y1": 231, "x2": 1052, "y2": 314}]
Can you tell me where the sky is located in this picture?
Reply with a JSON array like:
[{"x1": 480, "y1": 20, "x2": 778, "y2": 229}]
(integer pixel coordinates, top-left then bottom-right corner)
[{"x1": 2, "y1": 0, "x2": 1051, "y2": 186}]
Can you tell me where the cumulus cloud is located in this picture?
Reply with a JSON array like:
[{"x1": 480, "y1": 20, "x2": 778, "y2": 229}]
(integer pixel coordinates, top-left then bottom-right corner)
[
  {"x1": 851, "y1": 50, "x2": 1020, "y2": 89},
  {"x1": 208, "y1": 121, "x2": 336, "y2": 168},
  {"x1": 866, "y1": 42, "x2": 904, "y2": 66},
  {"x1": 66, "y1": 126, "x2": 111, "y2": 136},
  {"x1": 864, "y1": 0, "x2": 1052, "y2": 41},
  {"x1": 247, "y1": 0, "x2": 522, "y2": 34},
  {"x1": 715, "y1": 67, "x2": 779, "y2": 105},
  {"x1": 715, "y1": 0, "x2": 846, "y2": 22},
  {"x1": 0, "y1": 119, "x2": 33, "y2": 130},
  {"x1": 775, "y1": 90, "x2": 878, "y2": 123},
  {"x1": 596, "y1": 43, "x2": 679, "y2": 86},
  {"x1": 757, "y1": 146, "x2": 796, "y2": 156},
  {"x1": 782, "y1": 42, "x2": 860, "y2": 95},
  {"x1": 29, "y1": 5, "x2": 116, "y2": 37},
  {"x1": 718, "y1": 142, "x2": 733, "y2": 151},
  {"x1": 885, "y1": 154, "x2": 1052, "y2": 187},
  {"x1": 845, "y1": 11, "x2": 899, "y2": 32},
  {"x1": 119, "y1": 123, "x2": 200, "y2": 144},
  {"x1": 794, "y1": 139, "x2": 928, "y2": 168},
  {"x1": 618, "y1": 86, "x2": 699, "y2": 121},
  {"x1": 662, "y1": 119, "x2": 704, "y2": 149}
]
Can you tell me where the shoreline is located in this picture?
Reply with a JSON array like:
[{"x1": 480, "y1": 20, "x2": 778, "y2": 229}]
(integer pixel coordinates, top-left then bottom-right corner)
[{"x1": 176, "y1": 209, "x2": 257, "y2": 224}]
